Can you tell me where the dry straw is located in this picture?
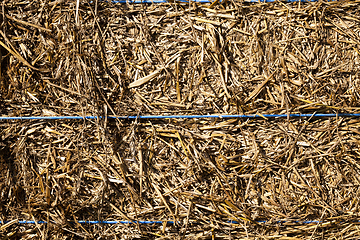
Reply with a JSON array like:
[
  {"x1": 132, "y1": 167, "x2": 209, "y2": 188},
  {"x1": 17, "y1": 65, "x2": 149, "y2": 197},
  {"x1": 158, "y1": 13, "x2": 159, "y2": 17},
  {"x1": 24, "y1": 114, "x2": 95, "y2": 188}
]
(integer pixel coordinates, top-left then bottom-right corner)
[{"x1": 1, "y1": 0, "x2": 360, "y2": 239}]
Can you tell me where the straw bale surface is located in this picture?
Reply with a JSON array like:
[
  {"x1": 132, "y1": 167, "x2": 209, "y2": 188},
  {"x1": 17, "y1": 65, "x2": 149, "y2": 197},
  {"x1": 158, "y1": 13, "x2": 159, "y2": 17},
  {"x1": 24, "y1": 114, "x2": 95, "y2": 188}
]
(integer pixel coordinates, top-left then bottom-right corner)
[{"x1": 1, "y1": 0, "x2": 360, "y2": 239}]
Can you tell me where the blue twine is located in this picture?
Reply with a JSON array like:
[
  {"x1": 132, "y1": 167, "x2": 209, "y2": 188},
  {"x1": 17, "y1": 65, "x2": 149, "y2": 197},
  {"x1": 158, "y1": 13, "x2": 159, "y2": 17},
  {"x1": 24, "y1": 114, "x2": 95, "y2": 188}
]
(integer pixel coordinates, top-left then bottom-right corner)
[
  {"x1": 0, "y1": 220, "x2": 168, "y2": 225},
  {"x1": 1, "y1": 113, "x2": 360, "y2": 121},
  {"x1": 0, "y1": 220, "x2": 323, "y2": 225}
]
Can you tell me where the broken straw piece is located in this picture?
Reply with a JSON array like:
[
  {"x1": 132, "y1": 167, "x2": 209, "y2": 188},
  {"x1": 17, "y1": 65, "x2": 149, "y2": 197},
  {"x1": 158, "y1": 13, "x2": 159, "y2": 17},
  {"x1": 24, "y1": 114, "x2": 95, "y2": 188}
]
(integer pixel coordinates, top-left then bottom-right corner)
[{"x1": 129, "y1": 69, "x2": 162, "y2": 88}]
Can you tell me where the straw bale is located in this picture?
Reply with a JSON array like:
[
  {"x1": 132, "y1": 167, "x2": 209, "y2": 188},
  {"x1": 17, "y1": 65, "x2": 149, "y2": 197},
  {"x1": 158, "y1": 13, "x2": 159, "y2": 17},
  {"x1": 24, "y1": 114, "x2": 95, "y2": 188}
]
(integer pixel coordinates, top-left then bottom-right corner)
[{"x1": 1, "y1": 0, "x2": 360, "y2": 239}]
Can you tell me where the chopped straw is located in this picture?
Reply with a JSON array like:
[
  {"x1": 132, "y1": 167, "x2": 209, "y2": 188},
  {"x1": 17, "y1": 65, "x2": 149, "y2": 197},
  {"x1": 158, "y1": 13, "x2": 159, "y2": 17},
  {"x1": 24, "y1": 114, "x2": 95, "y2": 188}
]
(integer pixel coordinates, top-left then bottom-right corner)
[{"x1": 1, "y1": 0, "x2": 360, "y2": 239}]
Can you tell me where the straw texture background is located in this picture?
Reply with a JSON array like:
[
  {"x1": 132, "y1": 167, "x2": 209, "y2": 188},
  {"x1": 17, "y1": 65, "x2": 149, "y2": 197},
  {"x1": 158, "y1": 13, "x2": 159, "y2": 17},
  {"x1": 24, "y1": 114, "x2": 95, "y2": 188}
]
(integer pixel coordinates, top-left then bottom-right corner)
[{"x1": 1, "y1": 0, "x2": 360, "y2": 239}]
